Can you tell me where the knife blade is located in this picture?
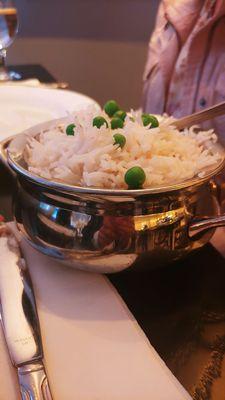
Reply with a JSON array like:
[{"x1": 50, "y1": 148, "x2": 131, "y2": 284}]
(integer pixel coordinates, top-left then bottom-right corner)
[{"x1": 0, "y1": 225, "x2": 53, "y2": 400}]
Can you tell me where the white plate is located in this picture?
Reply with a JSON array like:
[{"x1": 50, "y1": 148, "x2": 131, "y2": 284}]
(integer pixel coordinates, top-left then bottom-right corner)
[{"x1": 0, "y1": 85, "x2": 100, "y2": 140}]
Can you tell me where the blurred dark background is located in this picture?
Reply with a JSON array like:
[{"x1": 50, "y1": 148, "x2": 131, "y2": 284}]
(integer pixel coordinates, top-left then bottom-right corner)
[{"x1": 8, "y1": 0, "x2": 160, "y2": 109}]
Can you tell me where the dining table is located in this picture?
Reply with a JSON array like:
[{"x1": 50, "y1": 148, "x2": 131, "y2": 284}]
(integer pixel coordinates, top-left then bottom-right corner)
[{"x1": 1, "y1": 64, "x2": 225, "y2": 400}]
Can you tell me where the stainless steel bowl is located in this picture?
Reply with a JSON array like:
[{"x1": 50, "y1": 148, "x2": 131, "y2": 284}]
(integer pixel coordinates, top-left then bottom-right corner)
[{"x1": 1, "y1": 117, "x2": 225, "y2": 273}]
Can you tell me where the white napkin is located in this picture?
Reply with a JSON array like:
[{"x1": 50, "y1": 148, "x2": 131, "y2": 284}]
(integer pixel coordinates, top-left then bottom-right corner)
[
  {"x1": 211, "y1": 227, "x2": 225, "y2": 256},
  {"x1": 0, "y1": 227, "x2": 192, "y2": 400},
  {"x1": 0, "y1": 78, "x2": 43, "y2": 87}
]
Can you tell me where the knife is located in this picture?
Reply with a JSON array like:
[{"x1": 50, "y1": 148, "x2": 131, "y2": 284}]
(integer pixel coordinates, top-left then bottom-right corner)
[{"x1": 0, "y1": 226, "x2": 53, "y2": 400}]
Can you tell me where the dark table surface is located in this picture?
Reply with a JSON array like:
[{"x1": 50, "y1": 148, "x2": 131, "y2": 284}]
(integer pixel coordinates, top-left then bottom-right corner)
[{"x1": 1, "y1": 65, "x2": 225, "y2": 400}]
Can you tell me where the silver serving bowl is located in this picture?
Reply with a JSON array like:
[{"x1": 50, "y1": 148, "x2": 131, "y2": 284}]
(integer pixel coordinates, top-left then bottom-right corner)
[{"x1": 1, "y1": 117, "x2": 225, "y2": 273}]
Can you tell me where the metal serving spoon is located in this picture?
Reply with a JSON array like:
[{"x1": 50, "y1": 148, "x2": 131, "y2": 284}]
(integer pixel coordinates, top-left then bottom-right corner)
[{"x1": 173, "y1": 101, "x2": 225, "y2": 130}]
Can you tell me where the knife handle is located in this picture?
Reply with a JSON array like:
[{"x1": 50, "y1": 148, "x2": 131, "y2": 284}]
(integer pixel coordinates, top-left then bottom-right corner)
[{"x1": 18, "y1": 362, "x2": 53, "y2": 400}]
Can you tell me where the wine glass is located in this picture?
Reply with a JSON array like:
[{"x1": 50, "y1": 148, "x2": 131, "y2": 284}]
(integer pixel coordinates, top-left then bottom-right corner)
[{"x1": 0, "y1": 0, "x2": 21, "y2": 81}]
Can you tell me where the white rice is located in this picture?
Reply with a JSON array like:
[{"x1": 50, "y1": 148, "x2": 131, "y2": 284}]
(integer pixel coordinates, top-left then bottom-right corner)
[{"x1": 24, "y1": 105, "x2": 222, "y2": 189}]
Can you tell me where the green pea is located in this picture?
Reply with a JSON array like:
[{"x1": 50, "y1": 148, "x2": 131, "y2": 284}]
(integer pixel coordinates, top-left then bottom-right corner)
[
  {"x1": 104, "y1": 100, "x2": 120, "y2": 117},
  {"x1": 111, "y1": 117, "x2": 124, "y2": 130},
  {"x1": 113, "y1": 133, "x2": 126, "y2": 149},
  {"x1": 125, "y1": 166, "x2": 146, "y2": 189},
  {"x1": 66, "y1": 123, "x2": 76, "y2": 136},
  {"x1": 113, "y1": 110, "x2": 127, "y2": 121},
  {"x1": 141, "y1": 114, "x2": 159, "y2": 128},
  {"x1": 93, "y1": 116, "x2": 108, "y2": 129}
]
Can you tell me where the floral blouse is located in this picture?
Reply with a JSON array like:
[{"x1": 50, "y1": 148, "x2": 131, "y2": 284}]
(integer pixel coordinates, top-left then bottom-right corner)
[{"x1": 143, "y1": 0, "x2": 225, "y2": 144}]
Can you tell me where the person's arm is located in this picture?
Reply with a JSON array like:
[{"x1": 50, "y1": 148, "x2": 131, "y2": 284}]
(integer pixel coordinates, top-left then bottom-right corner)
[{"x1": 142, "y1": 0, "x2": 214, "y2": 116}]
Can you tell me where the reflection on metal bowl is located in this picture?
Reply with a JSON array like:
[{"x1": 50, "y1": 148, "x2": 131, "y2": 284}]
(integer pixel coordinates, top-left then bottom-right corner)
[{"x1": 13, "y1": 176, "x2": 220, "y2": 273}]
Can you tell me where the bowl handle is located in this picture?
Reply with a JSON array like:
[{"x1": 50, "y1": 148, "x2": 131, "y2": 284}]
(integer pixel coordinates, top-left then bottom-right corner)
[
  {"x1": 189, "y1": 179, "x2": 225, "y2": 238},
  {"x1": 189, "y1": 215, "x2": 225, "y2": 238}
]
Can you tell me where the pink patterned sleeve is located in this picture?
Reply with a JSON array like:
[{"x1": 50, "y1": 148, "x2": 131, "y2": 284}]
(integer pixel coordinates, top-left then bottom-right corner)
[
  {"x1": 142, "y1": 1, "x2": 181, "y2": 114},
  {"x1": 142, "y1": 0, "x2": 225, "y2": 122}
]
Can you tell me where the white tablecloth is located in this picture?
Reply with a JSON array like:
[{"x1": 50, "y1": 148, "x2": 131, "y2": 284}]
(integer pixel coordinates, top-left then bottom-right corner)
[{"x1": 0, "y1": 226, "x2": 191, "y2": 399}]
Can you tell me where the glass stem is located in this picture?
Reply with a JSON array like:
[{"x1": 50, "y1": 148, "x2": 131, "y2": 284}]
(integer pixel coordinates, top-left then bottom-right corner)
[
  {"x1": 0, "y1": 49, "x2": 7, "y2": 70},
  {"x1": 0, "y1": 49, "x2": 10, "y2": 81}
]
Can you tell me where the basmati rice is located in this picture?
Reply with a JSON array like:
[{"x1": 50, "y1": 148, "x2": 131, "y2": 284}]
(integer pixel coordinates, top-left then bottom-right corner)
[{"x1": 24, "y1": 106, "x2": 222, "y2": 189}]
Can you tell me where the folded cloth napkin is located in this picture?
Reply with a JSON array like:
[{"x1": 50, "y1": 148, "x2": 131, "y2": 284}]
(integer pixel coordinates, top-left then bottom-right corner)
[
  {"x1": 0, "y1": 224, "x2": 192, "y2": 400},
  {"x1": 0, "y1": 79, "x2": 67, "y2": 89},
  {"x1": 0, "y1": 78, "x2": 42, "y2": 87},
  {"x1": 211, "y1": 227, "x2": 225, "y2": 257}
]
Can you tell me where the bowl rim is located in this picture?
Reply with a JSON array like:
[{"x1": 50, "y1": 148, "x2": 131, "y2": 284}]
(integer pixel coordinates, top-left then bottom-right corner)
[{"x1": 2, "y1": 122, "x2": 225, "y2": 196}]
